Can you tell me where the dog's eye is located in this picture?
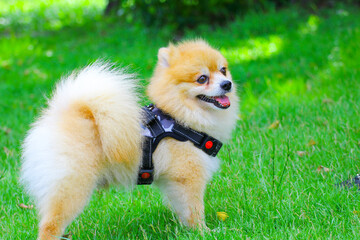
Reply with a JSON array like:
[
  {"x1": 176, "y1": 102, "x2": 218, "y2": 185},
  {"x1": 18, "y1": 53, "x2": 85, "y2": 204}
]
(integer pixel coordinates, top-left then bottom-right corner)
[
  {"x1": 220, "y1": 67, "x2": 226, "y2": 76},
  {"x1": 197, "y1": 75, "x2": 208, "y2": 84}
]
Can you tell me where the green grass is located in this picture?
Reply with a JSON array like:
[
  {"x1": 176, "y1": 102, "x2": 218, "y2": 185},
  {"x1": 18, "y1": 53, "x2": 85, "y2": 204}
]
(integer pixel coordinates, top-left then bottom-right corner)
[{"x1": 1, "y1": 1, "x2": 360, "y2": 239}]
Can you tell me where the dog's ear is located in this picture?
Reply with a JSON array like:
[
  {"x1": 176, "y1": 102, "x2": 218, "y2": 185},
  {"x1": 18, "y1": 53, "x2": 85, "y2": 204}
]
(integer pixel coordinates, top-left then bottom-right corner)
[{"x1": 158, "y1": 47, "x2": 170, "y2": 67}]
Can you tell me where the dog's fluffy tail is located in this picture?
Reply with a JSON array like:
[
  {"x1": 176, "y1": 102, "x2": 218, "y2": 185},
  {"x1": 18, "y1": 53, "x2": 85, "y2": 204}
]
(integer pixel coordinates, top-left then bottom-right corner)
[
  {"x1": 21, "y1": 62, "x2": 142, "y2": 207},
  {"x1": 49, "y1": 62, "x2": 142, "y2": 162}
]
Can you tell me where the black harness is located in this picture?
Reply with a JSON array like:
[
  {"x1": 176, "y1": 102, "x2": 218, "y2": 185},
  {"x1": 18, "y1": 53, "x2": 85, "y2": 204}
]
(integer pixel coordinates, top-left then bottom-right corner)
[{"x1": 137, "y1": 104, "x2": 223, "y2": 185}]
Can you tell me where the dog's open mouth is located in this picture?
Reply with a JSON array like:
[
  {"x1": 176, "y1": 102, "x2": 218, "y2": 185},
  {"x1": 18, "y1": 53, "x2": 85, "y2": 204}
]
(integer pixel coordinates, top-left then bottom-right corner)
[{"x1": 197, "y1": 95, "x2": 231, "y2": 109}]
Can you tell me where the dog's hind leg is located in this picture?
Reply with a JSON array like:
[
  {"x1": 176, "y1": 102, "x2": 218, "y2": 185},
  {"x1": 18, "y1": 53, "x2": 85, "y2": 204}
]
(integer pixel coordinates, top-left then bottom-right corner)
[
  {"x1": 37, "y1": 172, "x2": 98, "y2": 240},
  {"x1": 35, "y1": 105, "x2": 104, "y2": 239}
]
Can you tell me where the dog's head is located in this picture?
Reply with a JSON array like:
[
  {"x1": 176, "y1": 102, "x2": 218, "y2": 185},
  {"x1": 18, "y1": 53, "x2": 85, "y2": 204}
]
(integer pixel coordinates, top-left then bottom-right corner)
[{"x1": 147, "y1": 40, "x2": 238, "y2": 139}]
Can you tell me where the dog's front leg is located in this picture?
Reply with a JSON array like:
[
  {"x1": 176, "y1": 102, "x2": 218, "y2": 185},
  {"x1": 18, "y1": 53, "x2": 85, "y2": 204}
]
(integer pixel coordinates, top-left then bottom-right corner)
[
  {"x1": 159, "y1": 175, "x2": 207, "y2": 228},
  {"x1": 156, "y1": 141, "x2": 209, "y2": 229}
]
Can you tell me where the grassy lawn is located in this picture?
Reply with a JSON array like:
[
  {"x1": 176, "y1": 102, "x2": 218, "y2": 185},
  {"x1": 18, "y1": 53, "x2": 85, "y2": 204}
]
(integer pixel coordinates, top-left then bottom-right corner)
[{"x1": 1, "y1": 1, "x2": 360, "y2": 239}]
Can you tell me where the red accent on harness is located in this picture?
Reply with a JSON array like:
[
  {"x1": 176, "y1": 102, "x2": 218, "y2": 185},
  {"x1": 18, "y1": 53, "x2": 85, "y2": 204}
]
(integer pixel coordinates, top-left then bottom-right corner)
[
  {"x1": 141, "y1": 172, "x2": 151, "y2": 179},
  {"x1": 205, "y1": 140, "x2": 213, "y2": 149}
]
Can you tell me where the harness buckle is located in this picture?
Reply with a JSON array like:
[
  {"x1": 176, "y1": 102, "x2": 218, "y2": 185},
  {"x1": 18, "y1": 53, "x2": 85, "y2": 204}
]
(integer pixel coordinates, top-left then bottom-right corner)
[
  {"x1": 198, "y1": 134, "x2": 223, "y2": 157},
  {"x1": 143, "y1": 107, "x2": 157, "y2": 126},
  {"x1": 147, "y1": 103, "x2": 154, "y2": 110},
  {"x1": 137, "y1": 169, "x2": 154, "y2": 185}
]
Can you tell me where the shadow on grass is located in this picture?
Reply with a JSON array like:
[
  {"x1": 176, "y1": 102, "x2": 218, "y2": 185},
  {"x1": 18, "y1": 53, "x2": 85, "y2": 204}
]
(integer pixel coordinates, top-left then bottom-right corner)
[{"x1": 72, "y1": 187, "x2": 202, "y2": 239}]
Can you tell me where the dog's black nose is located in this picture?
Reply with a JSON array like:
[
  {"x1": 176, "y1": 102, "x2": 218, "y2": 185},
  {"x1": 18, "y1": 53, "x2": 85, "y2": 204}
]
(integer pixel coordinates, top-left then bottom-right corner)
[{"x1": 220, "y1": 80, "x2": 232, "y2": 91}]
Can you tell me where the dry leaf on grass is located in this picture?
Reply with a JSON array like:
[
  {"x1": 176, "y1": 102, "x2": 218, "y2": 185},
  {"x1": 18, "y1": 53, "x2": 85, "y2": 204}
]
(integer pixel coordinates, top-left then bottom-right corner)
[
  {"x1": 308, "y1": 139, "x2": 317, "y2": 146},
  {"x1": 1, "y1": 61, "x2": 11, "y2": 70},
  {"x1": 322, "y1": 98, "x2": 334, "y2": 104},
  {"x1": 216, "y1": 212, "x2": 229, "y2": 221},
  {"x1": 19, "y1": 203, "x2": 33, "y2": 209},
  {"x1": 1, "y1": 126, "x2": 11, "y2": 134},
  {"x1": 296, "y1": 151, "x2": 308, "y2": 157},
  {"x1": 316, "y1": 165, "x2": 331, "y2": 173},
  {"x1": 268, "y1": 120, "x2": 280, "y2": 130}
]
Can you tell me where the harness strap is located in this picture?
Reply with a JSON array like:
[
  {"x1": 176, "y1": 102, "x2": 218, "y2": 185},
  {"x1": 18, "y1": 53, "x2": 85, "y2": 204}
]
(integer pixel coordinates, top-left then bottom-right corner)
[
  {"x1": 137, "y1": 136, "x2": 154, "y2": 184},
  {"x1": 172, "y1": 123, "x2": 222, "y2": 157},
  {"x1": 137, "y1": 104, "x2": 223, "y2": 185}
]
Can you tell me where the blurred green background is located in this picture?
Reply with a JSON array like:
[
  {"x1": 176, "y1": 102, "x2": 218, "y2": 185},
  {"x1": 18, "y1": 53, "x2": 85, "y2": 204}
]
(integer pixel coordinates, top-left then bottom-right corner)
[{"x1": 1, "y1": 0, "x2": 360, "y2": 239}]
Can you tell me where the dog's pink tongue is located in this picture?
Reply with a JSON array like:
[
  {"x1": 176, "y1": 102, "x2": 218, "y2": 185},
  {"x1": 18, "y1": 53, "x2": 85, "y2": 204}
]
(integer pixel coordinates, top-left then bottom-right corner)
[{"x1": 214, "y1": 96, "x2": 230, "y2": 107}]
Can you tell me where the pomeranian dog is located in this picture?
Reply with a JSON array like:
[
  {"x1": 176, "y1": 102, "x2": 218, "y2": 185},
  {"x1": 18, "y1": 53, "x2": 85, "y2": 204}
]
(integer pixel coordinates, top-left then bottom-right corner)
[{"x1": 21, "y1": 40, "x2": 239, "y2": 239}]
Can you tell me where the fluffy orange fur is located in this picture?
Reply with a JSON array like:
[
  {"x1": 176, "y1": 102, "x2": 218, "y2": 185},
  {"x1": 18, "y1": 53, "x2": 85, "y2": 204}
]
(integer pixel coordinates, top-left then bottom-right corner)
[{"x1": 21, "y1": 40, "x2": 239, "y2": 239}]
